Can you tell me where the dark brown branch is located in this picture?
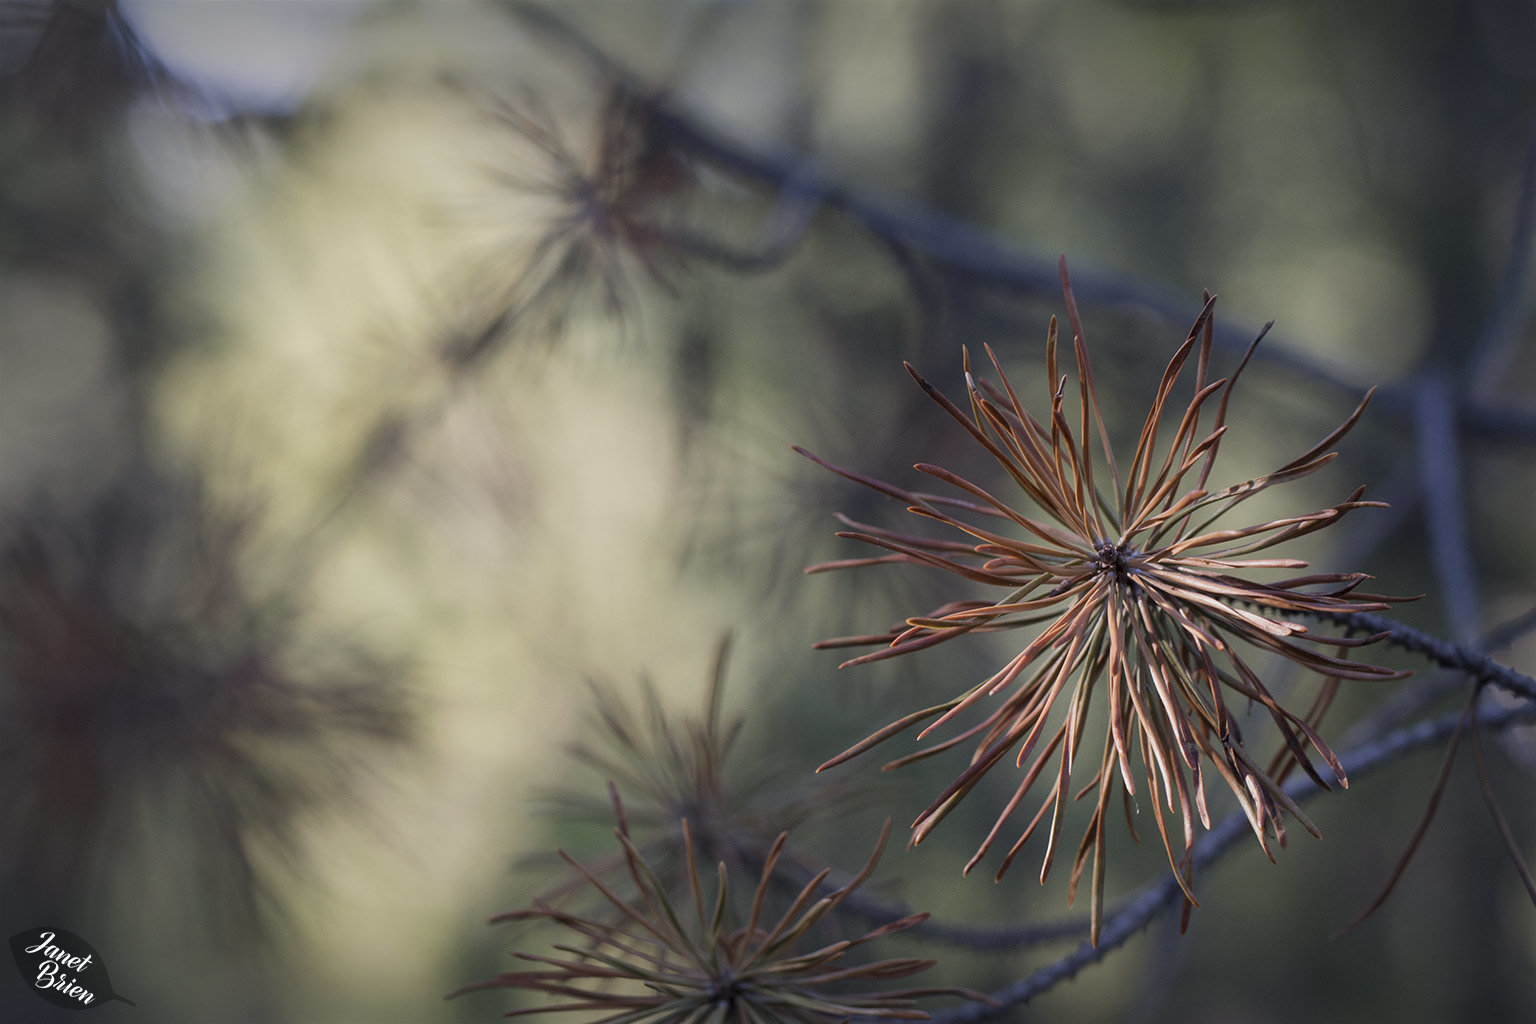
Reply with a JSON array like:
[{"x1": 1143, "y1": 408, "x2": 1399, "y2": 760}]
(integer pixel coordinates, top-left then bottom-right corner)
[
  {"x1": 1338, "y1": 603, "x2": 1536, "y2": 748},
  {"x1": 1319, "y1": 610, "x2": 1536, "y2": 704}
]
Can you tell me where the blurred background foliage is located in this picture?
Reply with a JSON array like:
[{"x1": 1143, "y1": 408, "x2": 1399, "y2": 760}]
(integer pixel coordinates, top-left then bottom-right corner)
[{"x1": 1, "y1": 1, "x2": 1533, "y2": 1021}]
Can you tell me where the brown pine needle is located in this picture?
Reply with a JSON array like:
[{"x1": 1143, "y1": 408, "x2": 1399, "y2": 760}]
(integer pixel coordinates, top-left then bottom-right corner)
[
  {"x1": 1471, "y1": 707, "x2": 1536, "y2": 906},
  {"x1": 1332, "y1": 687, "x2": 1475, "y2": 940},
  {"x1": 801, "y1": 259, "x2": 1411, "y2": 944}
]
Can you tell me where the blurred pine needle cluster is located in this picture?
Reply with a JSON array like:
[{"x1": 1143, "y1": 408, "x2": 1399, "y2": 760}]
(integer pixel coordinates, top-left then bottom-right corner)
[{"x1": 3, "y1": 2, "x2": 1533, "y2": 1022}]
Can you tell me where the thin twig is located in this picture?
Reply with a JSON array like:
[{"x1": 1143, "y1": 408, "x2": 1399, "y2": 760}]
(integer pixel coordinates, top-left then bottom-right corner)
[
  {"x1": 921, "y1": 698, "x2": 1536, "y2": 1022},
  {"x1": 760, "y1": 840, "x2": 1092, "y2": 950},
  {"x1": 1330, "y1": 687, "x2": 1477, "y2": 938},
  {"x1": 1317, "y1": 610, "x2": 1536, "y2": 703},
  {"x1": 501, "y1": 0, "x2": 1536, "y2": 446},
  {"x1": 1339, "y1": 603, "x2": 1536, "y2": 748},
  {"x1": 1484, "y1": 602, "x2": 1536, "y2": 649},
  {"x1": 834, "y1": 887, "x2": 1089, "y2": 950}
]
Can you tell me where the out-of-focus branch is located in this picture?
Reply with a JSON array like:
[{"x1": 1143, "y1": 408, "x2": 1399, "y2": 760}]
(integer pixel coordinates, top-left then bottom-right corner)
[
  {"x1": 1415, "y1": 376, "x2": 1482, "y2": 644},
  {"x1": 1405, "y1": 122, "x2": 1536, "y2": 651},
  {"x1": 832, "y1": 887, "x2": 1089, "y2": 951},
  {"x1": 501, "y1": 1, "x2": 1536, "y2": 445},
  {"x1": 654, "y1": 161, "x2": 821, "y2": 272},
  {"x1": 486, "y1": 5, "x2": 1535, "y2": 1006},
  {"x1": 1470, "y1": 124, "x2": 1536, "y2": 397},
  {"x1": 923, "y1": 697, "x2": 1536, "y2": 1022}
]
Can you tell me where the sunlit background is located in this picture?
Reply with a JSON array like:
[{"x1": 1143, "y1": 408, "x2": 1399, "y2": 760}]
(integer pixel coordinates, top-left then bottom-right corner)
[{"x1": 3, "y1": 2, "x2": 1534, "y2": 1022}]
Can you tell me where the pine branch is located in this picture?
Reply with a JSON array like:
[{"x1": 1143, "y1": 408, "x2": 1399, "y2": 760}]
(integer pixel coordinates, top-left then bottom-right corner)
[
  {"x1": 923, "y1": 697, "x2": 1536, "y2": 1021},
  {"x1": 500, "y1": 1, "x2": 1536, "y2": 446},
  {"x1": 1319, "y1": 610, "x2": 1536, "y2": 704}
]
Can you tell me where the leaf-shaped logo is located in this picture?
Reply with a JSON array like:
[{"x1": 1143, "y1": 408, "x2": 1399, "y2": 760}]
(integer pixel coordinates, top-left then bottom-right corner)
[{"x1": 9, "y1": 928, "x2": 135, "y2": 1010}]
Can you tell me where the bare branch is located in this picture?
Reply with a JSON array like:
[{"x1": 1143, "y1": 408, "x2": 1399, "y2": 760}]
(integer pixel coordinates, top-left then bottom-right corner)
[
  {"x1": 1470, "y1": 123, "x2": 1536, "y2": 397},
  {"x1": 501, "y1": 1, "x2": 1536, "y2": 446},
  {"x1": 1314, "y1": 610, "x2": 1536, "y2": 704},
  {"x1": 1414, "y1": 377, "x2": 1482, "y2": 644},
  {"x1": 924, "y1": 697, "x2": 1536, "y2": 1021}
]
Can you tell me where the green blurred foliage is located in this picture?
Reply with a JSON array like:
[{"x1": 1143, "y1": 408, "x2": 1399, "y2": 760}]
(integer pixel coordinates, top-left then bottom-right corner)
[{"x1": 2, "y1": 1, "x2": 1532, "y2": 1021}]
